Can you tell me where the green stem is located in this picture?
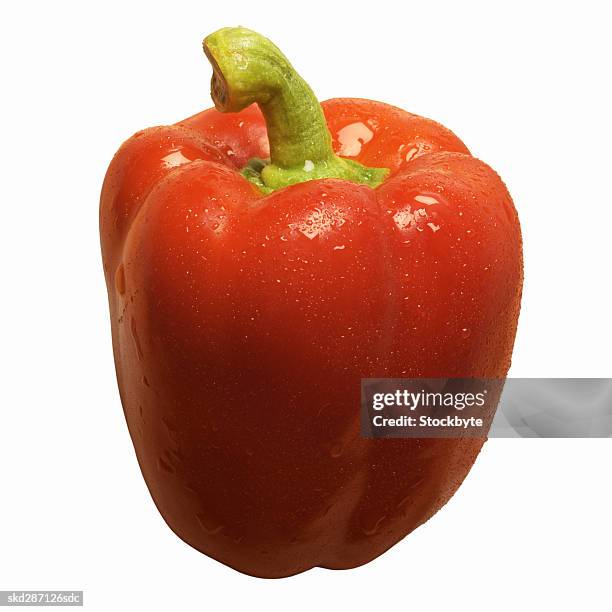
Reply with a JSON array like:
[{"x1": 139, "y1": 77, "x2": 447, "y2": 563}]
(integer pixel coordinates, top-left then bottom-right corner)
[{"x1": 203, "y1": 27, "x2": 388, "y2": 193}]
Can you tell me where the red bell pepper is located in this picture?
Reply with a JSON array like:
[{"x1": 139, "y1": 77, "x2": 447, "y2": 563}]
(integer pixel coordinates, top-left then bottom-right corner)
[{"x1": 100, "y1": 27, "x2": 522, "y2": 577}]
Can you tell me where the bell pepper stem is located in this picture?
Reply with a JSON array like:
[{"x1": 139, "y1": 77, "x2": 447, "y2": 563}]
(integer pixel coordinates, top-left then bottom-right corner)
[{"x1": 203, "y1": 27, "x2": 388, "y2": 193}]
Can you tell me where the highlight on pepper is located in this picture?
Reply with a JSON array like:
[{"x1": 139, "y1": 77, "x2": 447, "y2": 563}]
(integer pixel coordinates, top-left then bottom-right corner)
[{"x1": 100, "y1": 26, "x2": 523, "y2": 578}]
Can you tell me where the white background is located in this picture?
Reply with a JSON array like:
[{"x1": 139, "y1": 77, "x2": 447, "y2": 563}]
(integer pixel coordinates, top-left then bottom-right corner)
[{"x1": 1, "y1": 1, "x2": 610, "y2": 610}]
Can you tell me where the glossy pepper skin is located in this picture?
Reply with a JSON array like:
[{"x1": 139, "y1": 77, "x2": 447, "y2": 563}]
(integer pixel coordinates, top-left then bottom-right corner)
[{"x1": 100, "y1": 28, "x2": 522, "y2": 578}]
